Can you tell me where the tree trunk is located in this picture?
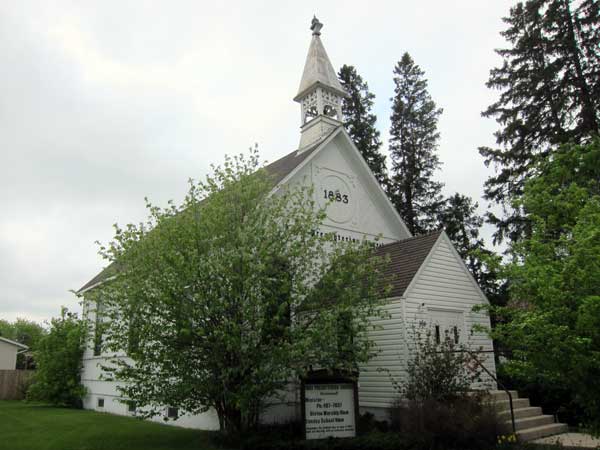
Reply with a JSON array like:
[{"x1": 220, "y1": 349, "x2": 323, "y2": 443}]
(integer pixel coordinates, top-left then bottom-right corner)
[{"x1": 563, "y1": 0, "x2": 599, "y2": 134}]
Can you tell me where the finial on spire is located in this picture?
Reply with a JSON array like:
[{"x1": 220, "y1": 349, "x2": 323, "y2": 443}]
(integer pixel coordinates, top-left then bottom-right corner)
[{"x1": 311, "y1": 16, "x2": 323, "y2": 36}]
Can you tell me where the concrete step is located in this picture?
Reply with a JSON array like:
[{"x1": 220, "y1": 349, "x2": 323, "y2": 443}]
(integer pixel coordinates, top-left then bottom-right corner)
[
  {"x1": 495, "y1": 397, "x2": 530, "y2": 412},
  {"x1": 505, "y1": 415, "x2": 554, "y2": 432},
  {"x1": 487, "y1": 390, "x2": 519, "y2": 401},
  {"x1": 517, "y1": 423, "x2": 569, "y2": 441},
  {"x1": 498, "y1": 406, "x2": 543, "y2": 421}
]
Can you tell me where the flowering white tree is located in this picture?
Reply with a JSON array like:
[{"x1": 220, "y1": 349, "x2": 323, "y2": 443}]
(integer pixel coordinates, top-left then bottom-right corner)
[{"x1": 88, "y1": 149, "x2": 389, "y2": 434}]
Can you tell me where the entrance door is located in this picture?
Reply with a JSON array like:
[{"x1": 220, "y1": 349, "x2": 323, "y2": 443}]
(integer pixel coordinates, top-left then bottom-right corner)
[{"x1": 429, "y1": 309, "x2": 464, "y2": 345}]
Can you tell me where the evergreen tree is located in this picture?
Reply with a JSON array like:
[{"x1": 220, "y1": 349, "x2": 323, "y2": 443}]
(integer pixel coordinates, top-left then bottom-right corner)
[
  {"x1": 437, "y1": 194, "x2": 505, "y2": 304},
  {"x1": 480, "y1": 0, "x2": 600, "y2": 244},
  {"x1": 389, "y1": 53, "x2": 444, "y2": 235},
  {"x1": 438, "y1": 194, "x2": 485, "y2": 272},
  {"x1": 338, "y1": 65, "x2": 388, "y2": 187}
]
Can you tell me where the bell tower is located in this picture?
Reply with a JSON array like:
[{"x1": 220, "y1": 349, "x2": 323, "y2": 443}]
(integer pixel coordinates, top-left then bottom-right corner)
[{"x1": 294, "y1": 17, "x2": 348, "y2": 150}]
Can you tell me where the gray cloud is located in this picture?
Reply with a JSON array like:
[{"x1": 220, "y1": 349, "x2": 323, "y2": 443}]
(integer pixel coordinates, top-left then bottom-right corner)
[{"x1": 0, "y1": 0, "x2": 513, "y2": 322}]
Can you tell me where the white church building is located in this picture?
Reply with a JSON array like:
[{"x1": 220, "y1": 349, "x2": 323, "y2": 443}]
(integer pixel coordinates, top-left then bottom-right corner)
[{"x1": 77, "y1": 18, "x2": 496, "y2": 430}]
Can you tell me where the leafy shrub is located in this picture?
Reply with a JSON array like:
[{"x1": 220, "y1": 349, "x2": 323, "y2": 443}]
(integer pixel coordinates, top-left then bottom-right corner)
[
  {"x1": 27, "y1": 308, "x2": 86, "y2": 407},
  {"x1": 231, "y1": 414, "x2": 400, "y2": 450},
  {"x1": 497, "y1": 363, "x2": 584, "y2": 427},
  {"x1": 396, "y1": 321, "x2": 485, "y2": 401},
  {"x1": 389, "y1": 396, "x2": 499, "y2": 450},
  {"x1": 357, "y1": 411, "x2": 389, "y2": 433},
  {"x1": 17, "y1": 374, "x2": 34, "y2": 399},
  {"x1": 386, "y1": 322, "x2": 499, "y2": 449},
  {"x1": 241, "y1": 432, "x2": 422, "y2": 450}
]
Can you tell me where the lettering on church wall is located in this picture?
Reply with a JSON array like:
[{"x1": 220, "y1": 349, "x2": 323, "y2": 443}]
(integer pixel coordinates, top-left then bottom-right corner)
[{"x1": 315, "y1": 166, "x2": 358, "y2": 226}]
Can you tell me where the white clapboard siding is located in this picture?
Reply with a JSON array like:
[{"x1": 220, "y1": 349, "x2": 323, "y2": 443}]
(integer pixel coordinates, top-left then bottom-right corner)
[
  {"x1": 358, "y1": 297, "x2": 406, "y2": 408},
  {"x1": 403, "y1": 234, "x2": 497, "y2": 389},
  {"x1": 358, "y1": 233, "x2": 497, "y2": 409}
]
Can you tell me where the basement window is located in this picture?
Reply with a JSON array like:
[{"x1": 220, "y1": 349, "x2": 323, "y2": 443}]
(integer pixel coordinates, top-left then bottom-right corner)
[
  {"x1": 127, "y1": 401, "x2": 136, "y2": 413},
  {"x1": 97, "y1": 398, "x2": 104, "y2": 408},
  {"x1": 167, "y1": 407, "x2": 178, "y2": 419}
]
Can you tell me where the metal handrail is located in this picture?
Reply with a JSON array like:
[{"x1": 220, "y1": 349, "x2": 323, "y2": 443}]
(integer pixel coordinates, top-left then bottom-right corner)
[
  {"x1": 432, "y1": 348, "x2": 516, "y2": 434},
  {"x1": 463, "y1": 349, "x2": 516, "y2": 435}
]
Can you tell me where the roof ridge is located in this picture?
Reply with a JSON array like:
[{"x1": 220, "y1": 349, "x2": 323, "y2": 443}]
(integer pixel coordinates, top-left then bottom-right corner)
[
  {"x1": 78, "y1": 133, "x2": 338, "y2": 295},
  {"x1": 379, "y1": 228, "x2": 443, "y2": 249}
]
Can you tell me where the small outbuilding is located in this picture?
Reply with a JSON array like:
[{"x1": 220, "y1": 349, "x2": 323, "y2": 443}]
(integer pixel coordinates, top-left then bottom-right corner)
[{"x1": 0, "y1": 337, "x2": 28, "y2": 370}]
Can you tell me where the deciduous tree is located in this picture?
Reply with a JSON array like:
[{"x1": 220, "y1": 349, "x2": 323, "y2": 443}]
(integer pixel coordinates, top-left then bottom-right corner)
[
  {"x1": 492, "y1": 140, "x2": 600, "y2": 430},
  {"x1": 27, "y1": 308, "x2": 86, "y2": 407},
  {"x1": 91, "y1": 150, "x2": 388, "y2": 434}
]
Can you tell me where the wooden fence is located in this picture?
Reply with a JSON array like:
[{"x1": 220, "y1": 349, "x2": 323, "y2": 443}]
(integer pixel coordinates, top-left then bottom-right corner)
[{"x1": 0, "y1": 370, "x2": 34, "y2": 400}]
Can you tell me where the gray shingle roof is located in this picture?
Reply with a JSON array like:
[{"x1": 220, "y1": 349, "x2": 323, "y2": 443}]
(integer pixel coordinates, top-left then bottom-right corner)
[
  {"x1": 375, "y1": 230, "x2": 443, "y2": 298},
  {"x1": 80, "y1": 229, "x2": 442, "y2": 299},
  {"x1": 77, "y1": 262, "x2": 118, "y2": 293}
]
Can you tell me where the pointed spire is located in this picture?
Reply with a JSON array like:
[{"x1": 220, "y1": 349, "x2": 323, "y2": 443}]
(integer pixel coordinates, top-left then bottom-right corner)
[
  {"x1": 294, "y1": 17, "x2": 346, "y2": 150},
  {"x1": 293, "y1": 17, "x2": 347, "y2": 102}
]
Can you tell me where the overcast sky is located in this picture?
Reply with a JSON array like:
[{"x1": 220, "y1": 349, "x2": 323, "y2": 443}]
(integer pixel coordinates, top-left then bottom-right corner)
[{"x1": 1, "y1": 1, "x2": 515, "y2": 323}]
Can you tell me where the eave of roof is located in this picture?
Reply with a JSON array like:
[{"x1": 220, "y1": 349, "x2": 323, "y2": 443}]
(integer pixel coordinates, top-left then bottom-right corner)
[{"x1": 0, "y1": 337, "x2": 28, "y2": 350}]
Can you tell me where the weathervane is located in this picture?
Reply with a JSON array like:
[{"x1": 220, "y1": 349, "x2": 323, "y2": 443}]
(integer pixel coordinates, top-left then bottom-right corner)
[{"x1": 311, "y1": 15, "x2": 323, "y2": 36}]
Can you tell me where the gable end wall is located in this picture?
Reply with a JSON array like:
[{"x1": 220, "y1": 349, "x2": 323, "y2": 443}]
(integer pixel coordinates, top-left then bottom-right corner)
[
  {"x1": 403, "y1": 234, "x2": 497, "y2": 389},
  {"x1": 358, "y1": 234, "x2": 497, "y2": 411}
]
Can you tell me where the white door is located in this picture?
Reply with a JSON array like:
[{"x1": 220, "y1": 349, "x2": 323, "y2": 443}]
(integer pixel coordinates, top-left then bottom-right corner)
[{"x1": 429, "y1": 309, "x2": 464, "y2": 345}]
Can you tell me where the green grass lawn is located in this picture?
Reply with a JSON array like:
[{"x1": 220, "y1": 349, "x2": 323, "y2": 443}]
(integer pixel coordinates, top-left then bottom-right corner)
[{"x1": 0, "y1": 401, "x2": 227, "y2": 450}]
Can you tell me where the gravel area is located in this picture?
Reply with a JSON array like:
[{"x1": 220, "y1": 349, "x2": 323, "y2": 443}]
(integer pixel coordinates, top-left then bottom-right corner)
[{"x1": 533, "y1": 432, "x2": 600, "y2": 448}]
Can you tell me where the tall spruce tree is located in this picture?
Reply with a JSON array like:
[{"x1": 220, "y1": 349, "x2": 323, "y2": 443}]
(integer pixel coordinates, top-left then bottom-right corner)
[
  {"x1": 338, "y1": 65, "x2": 388, "y2": 187},
  {"x1": 389, "y1": 53, "x2": 444, "y2": 235},
  {"x1": 438, "y1": 194, "x2": 486, "y2": 270},
  {"x1": 437, "y1": 194, "x2": 504, "y2": 304},
  {"x1": 480, "y1": 0, "x2": 600, "y2": 244}
]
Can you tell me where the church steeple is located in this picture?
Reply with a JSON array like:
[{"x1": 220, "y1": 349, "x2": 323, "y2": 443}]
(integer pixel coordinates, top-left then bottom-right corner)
[{"x1": 294, "y1": 17, "x2": 348, "y2": 150}]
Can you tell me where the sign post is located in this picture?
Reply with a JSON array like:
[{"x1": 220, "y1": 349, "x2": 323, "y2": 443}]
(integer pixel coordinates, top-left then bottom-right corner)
[{"x1": 301, "y1": 370, "x2": 359, "y2": 440}]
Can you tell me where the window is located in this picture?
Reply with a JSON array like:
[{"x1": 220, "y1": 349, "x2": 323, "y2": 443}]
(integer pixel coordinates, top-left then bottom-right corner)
[
  {"x1": 93, "y1": 300, "x2": 104, "y2": 356},
  {"x1": 127, "y1": 401, "x2": 136, "y2": 413},
  {"x1": 434, "y1": 325, "x2": 441, "y2": 344},
  {"x1": 167, "y1": 407, "x2": 178, "y2": 419},
  {"x1": 304, "y1": 105, "x2": 318, "y2": 123},
  {"x1": 323, "y1": 104, "x2": 339, "y2": 120},
  {"x1": 97, "y1": 398, "x2": 104, "y2": 408},
  {"x1": 453, "y1": 326, "x2": 459, "y2": 344}
]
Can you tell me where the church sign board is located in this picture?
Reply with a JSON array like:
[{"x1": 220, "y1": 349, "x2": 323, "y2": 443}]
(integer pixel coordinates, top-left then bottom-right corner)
[{"x1": 301, "y1": 371, "x2": 359, "y2": 440}]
